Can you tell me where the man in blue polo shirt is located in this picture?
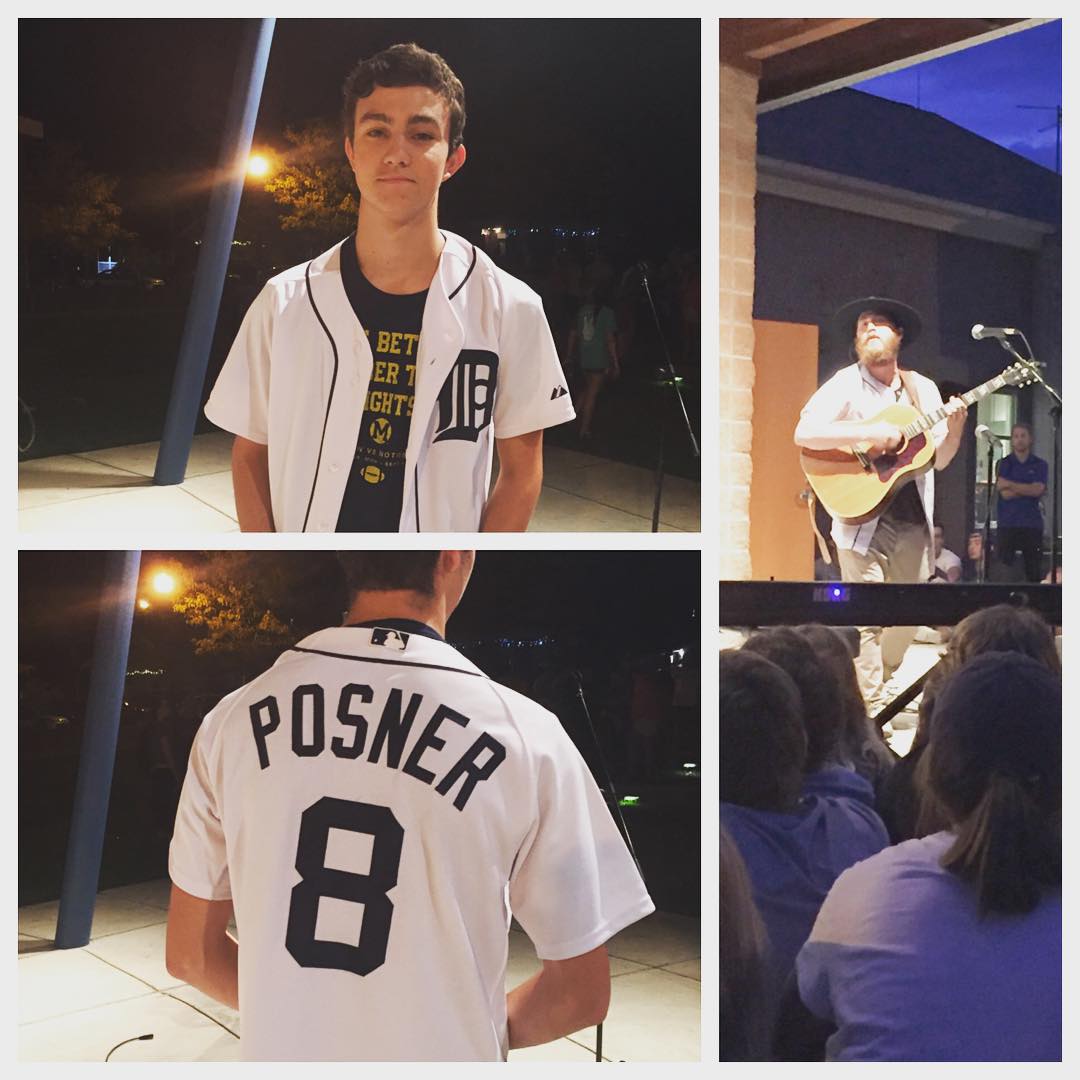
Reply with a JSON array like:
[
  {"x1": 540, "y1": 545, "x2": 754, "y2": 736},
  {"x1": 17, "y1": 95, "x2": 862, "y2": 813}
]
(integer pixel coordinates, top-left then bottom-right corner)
[{"x1": 995, "y1": 421, "x2": 1048, "y2": 583}]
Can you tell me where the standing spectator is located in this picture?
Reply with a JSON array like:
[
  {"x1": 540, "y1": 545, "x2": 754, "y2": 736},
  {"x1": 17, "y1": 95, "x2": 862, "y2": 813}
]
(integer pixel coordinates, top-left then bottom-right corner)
[
  {"x1": 995, "y1": 422, "x2": 1048, "y2": 583},
  {"x1": 797, "y1": 652, "x2": 1061, "y2": 1061},
  {"x1": 566, "y1": 286, "x2": 620, "y2": 440}
]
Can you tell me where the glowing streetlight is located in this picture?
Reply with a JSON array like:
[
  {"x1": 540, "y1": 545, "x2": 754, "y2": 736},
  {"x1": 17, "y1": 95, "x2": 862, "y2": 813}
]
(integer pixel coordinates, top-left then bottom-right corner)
[
  {"x1": 137, "y1": 598, "x2": 151, "y2": 611},
  {"x1": 247, "y1": 153, "x2": 271, "y2": 178},
  {"x1": 152, "y1": 571, "x2": 177, "y2": 596}
]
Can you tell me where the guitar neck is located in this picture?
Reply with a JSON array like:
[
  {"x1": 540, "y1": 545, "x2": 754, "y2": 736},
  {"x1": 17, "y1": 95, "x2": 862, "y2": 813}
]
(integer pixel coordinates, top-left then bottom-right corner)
[{"x1": 902, "y1": 372, "x2": 1012, "y2": 437}]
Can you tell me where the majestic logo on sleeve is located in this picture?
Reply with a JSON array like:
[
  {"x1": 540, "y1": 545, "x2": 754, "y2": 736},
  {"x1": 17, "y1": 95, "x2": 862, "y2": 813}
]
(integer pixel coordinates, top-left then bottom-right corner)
[{"x1": 433, "y1": 350, "x2": 499, "y2": 444}]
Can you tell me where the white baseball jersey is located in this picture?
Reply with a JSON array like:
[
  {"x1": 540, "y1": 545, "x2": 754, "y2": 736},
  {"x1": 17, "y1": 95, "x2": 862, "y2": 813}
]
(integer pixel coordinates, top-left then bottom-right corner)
[
  {"x1": 205, "y1": 232, "x2": 575, "y2": 532},
  {"x1": 169, "y1": 624, "x2": 654, "y2": 1061}
]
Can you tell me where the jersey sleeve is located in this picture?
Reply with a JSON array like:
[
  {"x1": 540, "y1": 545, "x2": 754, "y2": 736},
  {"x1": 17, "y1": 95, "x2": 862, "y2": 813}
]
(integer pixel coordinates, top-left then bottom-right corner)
[
  {"x1": 492, "y1": 282, "x2": 576, "y2": 439},
  {"x1": 168, "y1": 715, "x2": 232, "y2": 901},
  {"x1": 204, "y1": 283, "x2": 275, "y2": 445},
  {"x1": 508, "y1": 724, "x2": 654, "y2": 960}
]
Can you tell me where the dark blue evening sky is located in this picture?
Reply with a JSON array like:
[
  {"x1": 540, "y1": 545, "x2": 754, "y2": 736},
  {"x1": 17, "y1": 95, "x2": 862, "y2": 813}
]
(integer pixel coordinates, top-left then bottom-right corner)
[{"x1": 855, "y1": 20, "x2": 1062, "y2": 173}]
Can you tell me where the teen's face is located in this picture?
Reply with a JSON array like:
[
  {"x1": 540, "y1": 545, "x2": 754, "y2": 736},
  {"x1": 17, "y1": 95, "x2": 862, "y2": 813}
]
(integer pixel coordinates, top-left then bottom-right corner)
[
  {"x1": 344, "y1": 85, "x2": 465, "y2": 222},
  {"x1": 933, "y1": 526, "x2": 944, "y2": 556}
]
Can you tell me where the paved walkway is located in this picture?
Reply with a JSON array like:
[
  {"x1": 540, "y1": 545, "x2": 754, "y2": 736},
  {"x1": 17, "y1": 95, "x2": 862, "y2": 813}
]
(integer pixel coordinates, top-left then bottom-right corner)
[
  {"x1": 19, "y1": 880, "x2": 700, "y2": 1061},
  {"x1": 18, "y1": 434, "x2": 699, "y2": 533}
]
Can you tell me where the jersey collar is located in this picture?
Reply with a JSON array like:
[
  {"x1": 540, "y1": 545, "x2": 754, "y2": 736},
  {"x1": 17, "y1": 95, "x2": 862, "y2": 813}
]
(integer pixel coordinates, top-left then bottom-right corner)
[
  {"x1": 344, "y1": 617, "x2": 444, "y2": 642},
  {"x1": 288, "y1": 625, "x2": 486, "y2": 678}
]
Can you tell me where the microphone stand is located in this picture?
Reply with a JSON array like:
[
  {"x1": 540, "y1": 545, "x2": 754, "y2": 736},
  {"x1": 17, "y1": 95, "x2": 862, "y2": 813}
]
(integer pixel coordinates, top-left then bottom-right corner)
[
  {"x1": 979, "y1": 436, "x2": 997, "y2": 583},
  {"x1": 988, "y1": 333, "x2": 1062, "y2": 581},
  {"x1": 632, "y1": 264, "x2": 700, "y2": 533},
  {"x1": 567, "y1": 670, "x2": 643, "y2": 1063}
]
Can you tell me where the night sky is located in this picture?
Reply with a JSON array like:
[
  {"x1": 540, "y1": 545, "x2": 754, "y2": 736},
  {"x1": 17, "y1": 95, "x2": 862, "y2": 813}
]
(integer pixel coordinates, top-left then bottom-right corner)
[
  {"x1": 18, "y1": 18, "x2": 701, "y2": 248},
  {"x1": 855, "y1": 20, "x2": 1062, "y2": 172},
  {"x1": 19, "y1": 550, "x2": 699, "y2": 676}
]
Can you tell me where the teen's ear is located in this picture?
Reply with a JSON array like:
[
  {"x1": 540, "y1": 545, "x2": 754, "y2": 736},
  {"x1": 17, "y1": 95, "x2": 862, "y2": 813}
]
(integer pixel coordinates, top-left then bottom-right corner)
[
  {"x1": 443, "y1": 143, "x2": 466, "y2": 182},
  {"x1": 344, "y1": 136, "x2": 356, "y2": 171}
]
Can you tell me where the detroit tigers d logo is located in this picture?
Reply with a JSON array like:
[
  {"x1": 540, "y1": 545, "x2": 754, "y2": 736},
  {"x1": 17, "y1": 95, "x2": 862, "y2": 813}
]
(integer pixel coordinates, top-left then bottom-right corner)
[{"x1": 434, "y1": 350, "x2": 498, "y2": 444}]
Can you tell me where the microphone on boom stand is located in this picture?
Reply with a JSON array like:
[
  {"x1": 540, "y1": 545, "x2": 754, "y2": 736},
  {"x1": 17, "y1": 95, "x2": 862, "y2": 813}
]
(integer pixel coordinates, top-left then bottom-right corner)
[{"x1": 623, "y1": 260, "x2": 700, "y2": 532}]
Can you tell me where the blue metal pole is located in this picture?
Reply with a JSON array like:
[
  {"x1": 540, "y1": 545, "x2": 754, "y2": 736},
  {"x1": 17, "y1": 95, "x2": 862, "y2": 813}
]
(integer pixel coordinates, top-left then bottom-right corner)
[
  {"x1": 55, "y1": 550, "x2": 143, "y2": 949},
  {"x1": 153, "y1": 18, "x2": 276, "y2": 485}
]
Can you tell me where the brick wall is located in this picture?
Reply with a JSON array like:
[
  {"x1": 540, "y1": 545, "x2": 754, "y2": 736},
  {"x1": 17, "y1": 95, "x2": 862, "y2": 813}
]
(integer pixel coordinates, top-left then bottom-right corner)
[{"x1": 719, "y1": 61, "x2": 759, "y2": 581}]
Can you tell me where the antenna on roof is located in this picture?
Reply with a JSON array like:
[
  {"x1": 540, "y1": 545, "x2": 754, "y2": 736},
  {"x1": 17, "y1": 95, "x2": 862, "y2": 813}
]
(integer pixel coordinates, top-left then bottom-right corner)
[{"x1": 1017, "y1": 104, "x2": 1061, "y2": 173}]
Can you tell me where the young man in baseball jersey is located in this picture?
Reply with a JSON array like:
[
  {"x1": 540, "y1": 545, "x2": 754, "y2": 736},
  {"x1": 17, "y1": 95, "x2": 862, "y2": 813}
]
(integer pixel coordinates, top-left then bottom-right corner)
[
  {"x1": 207, "y1": 44, "x2": 575, "y2": 532},
  {"x1": 165, "y1": 552, "x2": 654, "y2": 1060}
]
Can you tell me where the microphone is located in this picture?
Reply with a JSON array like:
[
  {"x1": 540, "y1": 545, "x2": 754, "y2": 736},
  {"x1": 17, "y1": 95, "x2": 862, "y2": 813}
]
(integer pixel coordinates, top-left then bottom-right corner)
[
  {"x1": 975, "y1": 424, "x2": 1003, "y2": 445},
  {"x1": 621, "y1": 259, "x2": 652, "y2": 286},
  {"x1": 971, "y1": 324, "x2": 1018, "y2": 341}
]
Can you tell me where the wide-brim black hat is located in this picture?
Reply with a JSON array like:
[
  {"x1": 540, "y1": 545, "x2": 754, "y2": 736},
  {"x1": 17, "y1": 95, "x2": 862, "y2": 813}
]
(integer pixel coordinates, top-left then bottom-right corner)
[{"x1": 832, "y1": 296, "x2": 922, "y2": 347}]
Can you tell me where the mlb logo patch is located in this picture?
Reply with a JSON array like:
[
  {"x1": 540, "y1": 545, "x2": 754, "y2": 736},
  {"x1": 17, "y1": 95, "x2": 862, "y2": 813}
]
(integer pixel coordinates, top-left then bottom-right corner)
[{"x1": 370, "y1": 627, "x2": 409, "y2": 650}]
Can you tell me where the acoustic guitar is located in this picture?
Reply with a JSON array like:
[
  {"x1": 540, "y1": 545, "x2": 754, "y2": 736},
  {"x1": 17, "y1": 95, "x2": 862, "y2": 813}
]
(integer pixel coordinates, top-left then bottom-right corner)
[{"x1": 800, "y1": 362, "x2": 1034, "y2": 524}]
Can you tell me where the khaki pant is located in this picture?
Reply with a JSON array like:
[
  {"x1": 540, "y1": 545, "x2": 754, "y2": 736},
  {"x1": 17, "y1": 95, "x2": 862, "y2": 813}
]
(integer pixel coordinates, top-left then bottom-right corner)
[{"x1": 837, "y1": 517, "x2": 930, "y2": 711}]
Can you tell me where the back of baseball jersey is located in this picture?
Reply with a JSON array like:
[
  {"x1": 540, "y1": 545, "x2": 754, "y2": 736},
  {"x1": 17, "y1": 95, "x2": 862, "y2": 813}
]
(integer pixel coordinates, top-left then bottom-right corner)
[{"x1": 168, "y1": 625, "x2": 654, "y2": 1060}]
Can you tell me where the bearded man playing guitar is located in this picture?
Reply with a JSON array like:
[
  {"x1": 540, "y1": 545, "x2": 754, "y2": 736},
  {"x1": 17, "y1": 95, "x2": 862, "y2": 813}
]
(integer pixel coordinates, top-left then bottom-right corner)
[{"x1": 794, "y1": 297, "x2": 968, "y2": 713}]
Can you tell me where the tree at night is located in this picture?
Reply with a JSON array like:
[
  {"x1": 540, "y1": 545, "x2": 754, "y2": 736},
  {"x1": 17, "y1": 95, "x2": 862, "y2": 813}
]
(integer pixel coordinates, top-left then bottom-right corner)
[
  {"x1": 263, "y1": 120, "x2": 357, "y2": 241},
  {"x1": 20, "y1": 142, "x2": 131, "y2": 264},
  {"x1": 171, "y1": 553, "x2": 292, "y2": 657}
]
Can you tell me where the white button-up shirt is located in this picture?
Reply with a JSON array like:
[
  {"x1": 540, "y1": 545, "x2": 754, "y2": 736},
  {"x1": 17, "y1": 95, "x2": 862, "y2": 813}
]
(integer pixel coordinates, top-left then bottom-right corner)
[{"x1": 798, "y1": 362, "x2": 948, "y2": 554}]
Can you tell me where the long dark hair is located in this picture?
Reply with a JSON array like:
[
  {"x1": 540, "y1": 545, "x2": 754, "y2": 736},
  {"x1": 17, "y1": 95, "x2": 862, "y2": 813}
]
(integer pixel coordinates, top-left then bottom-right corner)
[
  {"x1": 912, "y1": 604, "x2": 1060, "y2": 836},
  {"x1": 720, "y1": 826, "x2": 771, "y2": 1060},
  {"x1": 926, "y1": 651, "x2": 1061, "y2": 916}
]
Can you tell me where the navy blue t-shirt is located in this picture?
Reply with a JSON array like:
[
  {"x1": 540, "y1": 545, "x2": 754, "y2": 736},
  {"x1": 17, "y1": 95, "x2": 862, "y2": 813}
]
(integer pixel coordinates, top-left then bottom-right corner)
[
  {"x1": 336, "y1": 235, "x2": 427, "y2": 532},
  {"x1": 996, "y1": 453, "x2": 1048, "y2": 530}
]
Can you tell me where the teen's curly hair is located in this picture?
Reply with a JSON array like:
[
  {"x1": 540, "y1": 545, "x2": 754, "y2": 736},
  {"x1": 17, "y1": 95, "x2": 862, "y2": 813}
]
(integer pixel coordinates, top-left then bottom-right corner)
[{"x1": 342, "y1": 43, "x2": 466, "y2": 152}]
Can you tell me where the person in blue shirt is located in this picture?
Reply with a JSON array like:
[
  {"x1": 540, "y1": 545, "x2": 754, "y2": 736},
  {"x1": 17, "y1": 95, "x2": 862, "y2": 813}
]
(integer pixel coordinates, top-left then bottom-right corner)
[
  {"x1": 720, "y1": 648, "x2": 889, "y2": 1023},
  {"x1": 995, "y1": 422, "x2": 1048, "y2": 582},
  {"x1": 797, "y1": 651, "x2": 1061, "y2": 1061}
]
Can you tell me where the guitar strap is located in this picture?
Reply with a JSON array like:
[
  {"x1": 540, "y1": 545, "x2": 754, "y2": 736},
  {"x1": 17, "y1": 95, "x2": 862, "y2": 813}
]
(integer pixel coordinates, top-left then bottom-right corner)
[
  {"x1": 806, "y1": 487, "x2": 833, "y2": 565},
  {"x1": 897, "y1": 368, "x2": 922, "y2": 412}
]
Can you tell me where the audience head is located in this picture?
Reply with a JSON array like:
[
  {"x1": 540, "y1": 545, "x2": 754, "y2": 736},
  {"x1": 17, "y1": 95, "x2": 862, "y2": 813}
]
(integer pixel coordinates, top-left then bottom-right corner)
[
  {"x1": 927, "y1": 651, "x2": 1061, "y2": 916},
  {"x1": 720, "y1": 825, "x2": 771, "y2": 1061},
  {"x1": 741, "y1": 627, "x2": 842, "y2": 771},
  {"x1": 793, "y1": 624, "x2": 869, "y2": 756},
  {"x1": 914, "y1": 603, "x2": 1059, "y2": 753},
  {"x1": 720, "y1": 648, "x2": 806, "y2": 811}
]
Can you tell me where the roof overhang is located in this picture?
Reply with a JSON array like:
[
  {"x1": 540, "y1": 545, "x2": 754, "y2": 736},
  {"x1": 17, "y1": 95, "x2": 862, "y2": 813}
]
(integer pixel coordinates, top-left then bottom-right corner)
[
  {"x1": 757, "y1": 155, "x2": 1058, "y2": 251},
  {"x1": 720, "y1": 19, "x2": 1051, "y2": 111}
]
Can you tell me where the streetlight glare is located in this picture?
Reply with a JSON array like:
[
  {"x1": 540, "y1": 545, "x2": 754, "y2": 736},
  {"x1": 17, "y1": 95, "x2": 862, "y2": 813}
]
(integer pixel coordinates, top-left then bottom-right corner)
[
  {"x1": 248, "y1": 153, "x2": 271, "y2": 178},
  {"x1": 137, "y1": 598, "x2": 151, "y2": 610},
  {"x1": 152, "y1": 571, "x2": 177, "y2": 596}
]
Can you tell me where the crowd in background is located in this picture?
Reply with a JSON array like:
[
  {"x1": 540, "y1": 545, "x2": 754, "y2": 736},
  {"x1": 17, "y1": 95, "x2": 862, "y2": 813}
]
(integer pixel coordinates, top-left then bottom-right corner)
[{"x1": 720, "y1": 604, "x2": 1062, "y2": 1061}]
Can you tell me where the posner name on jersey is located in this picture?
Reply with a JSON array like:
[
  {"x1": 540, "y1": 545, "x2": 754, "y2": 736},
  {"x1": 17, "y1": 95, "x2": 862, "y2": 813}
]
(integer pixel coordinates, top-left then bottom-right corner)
[{"x1": 248, "y1": 683, "x2": 507, "y2": 812}]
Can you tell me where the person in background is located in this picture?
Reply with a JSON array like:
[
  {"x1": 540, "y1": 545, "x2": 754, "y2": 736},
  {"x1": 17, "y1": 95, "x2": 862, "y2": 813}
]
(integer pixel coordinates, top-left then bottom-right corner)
[
  {"x1": 797, "y1": 651, "x2": 1061, "y2": 1061},
  {"x1": 566, "y1": 285, "x2": 619, "y2": 440},
  {"x1": 875, "y1": 603, "x2": 1060, "y2": 845},
  {"x1": 721, "y1": 825, "x2": 772, "y2": 1061},
  {"x1": 960, "y1": 530, "x2": 985, "y2": 582},
  {"x1": 793, "y1": 624, "x2": 896, "y2": 796},
  {"x1": 996, "y1": 421, "x2": 1048, "y2": 583},
  {"x1": 928, "y1": 524, "x2": 961, "y2": 582},
  {"x1": 720, "y1": 648, "x2": 887, "y2": 1011}
]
